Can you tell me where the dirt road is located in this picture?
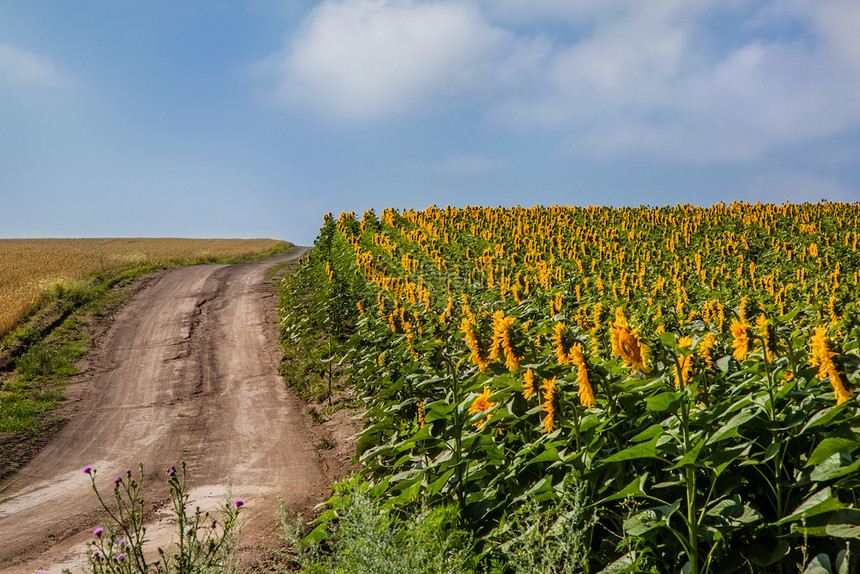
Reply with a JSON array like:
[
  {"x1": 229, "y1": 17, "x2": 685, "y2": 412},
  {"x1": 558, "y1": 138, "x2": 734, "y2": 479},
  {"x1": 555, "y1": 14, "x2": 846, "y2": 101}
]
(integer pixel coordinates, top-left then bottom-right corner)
[{"x1": 0, "y1": 248, "x2": 331, "y2": 573}]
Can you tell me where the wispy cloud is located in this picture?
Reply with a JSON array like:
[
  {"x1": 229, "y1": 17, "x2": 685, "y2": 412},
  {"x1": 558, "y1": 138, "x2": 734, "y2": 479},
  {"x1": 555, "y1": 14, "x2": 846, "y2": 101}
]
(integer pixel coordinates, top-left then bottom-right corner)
[
  {"x1": 0, "y1": 43, "x2": 74, "y2": 88},
  {"x1": 482, "y1": 0, "x2": 860, "y2": 162},
  {"x1": 260, "y1": 1, "x2": 860, "y2": 164},
  {"x1": 416, "y1": 154, "x2": 508, "y2": 175}
]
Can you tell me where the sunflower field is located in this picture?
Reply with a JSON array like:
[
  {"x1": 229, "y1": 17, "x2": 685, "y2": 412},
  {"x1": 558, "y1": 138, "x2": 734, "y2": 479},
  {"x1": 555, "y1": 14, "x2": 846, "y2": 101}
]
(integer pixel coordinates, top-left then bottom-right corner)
[{"x1": 283, "y1": 202, "x2": 860, "y2": 573}]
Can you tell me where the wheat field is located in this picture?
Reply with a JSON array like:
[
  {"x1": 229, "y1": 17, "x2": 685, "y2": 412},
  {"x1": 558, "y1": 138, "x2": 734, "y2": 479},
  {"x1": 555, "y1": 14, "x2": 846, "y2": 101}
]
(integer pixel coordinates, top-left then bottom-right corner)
[{"x1": 0, "y1": 238, "x2": 286, "y2": 336}]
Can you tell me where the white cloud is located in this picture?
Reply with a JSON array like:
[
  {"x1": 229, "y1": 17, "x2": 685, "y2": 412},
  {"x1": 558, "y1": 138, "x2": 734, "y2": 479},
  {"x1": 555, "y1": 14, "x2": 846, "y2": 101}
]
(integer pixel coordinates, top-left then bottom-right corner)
[
  {"x1": 485, "y1": 4, "x2": 702, "y2": 128},
  {"x1": 0, "y1": 43, "x2": 73, "y2": 88},
  {"x1": 588, "y1": 36, "x2": 860, "y2": 162},
  {"x1": 417, "y1": 154, "x2": 507, "y2": 175},
  {"x1": 263, "y1": 0, "x2": 860, "y2": 162},
  {"x1": 265, "y1": 0, "x2": 509, "y2": 120},
  {"x1": 484, "y1": 1, "x2": 860, "y2": 162}
]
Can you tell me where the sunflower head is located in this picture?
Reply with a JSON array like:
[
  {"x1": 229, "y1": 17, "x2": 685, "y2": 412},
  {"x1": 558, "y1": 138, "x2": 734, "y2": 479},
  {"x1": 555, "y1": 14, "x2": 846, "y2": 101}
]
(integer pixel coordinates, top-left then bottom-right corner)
[
  {"x1": 523, "y1": 369, "x2": 536, "y2": 400},
  {"x1": 541, "y1": 377, "x2": 558, "y2": 433},
  {"x1": 808, "y1": 326, "x2": 851, "y2": 403},
  {"x1": 553, "y1": 322, "x2": 572, "y2": 365},
  {"x1": 469, "y1": 386, "x2": 496, "y2": 428},
  {"x1": 490, "y1": 310, "x2": 522, "y2": 371},
  {"x1": 611, "y1": 320, "x2": 650, "y2": 373},
  {"x1": 828, "y1": 295, "x2": 843, "y2": 325},
  {"x1": 809, "y1": 325, "x2": 830, "y2": 366},
  {"x1": 674, "y1": 337, "x2": 695, "y2": 389},
  {"x1": 829, "y1": 368, "x2": 852, "y2": 405},
  {"x1": 461, "y1": 315, "x2": 491, "y2": 371},
  {"x1": 592, "y1": 302, "x2": 607, "y2": 330},
  {"x1": 738, "y1": 296, "x2": 760, "y2": 324},
  {"x1": 571, "y1": 345, "x2": 596, "y2": 407},
  {"x1": 730, "y1": 319, "x2": 752, "y2": 361},
  {"x1": 697, "y1": 333, "x2": 717, "y2": 370}
]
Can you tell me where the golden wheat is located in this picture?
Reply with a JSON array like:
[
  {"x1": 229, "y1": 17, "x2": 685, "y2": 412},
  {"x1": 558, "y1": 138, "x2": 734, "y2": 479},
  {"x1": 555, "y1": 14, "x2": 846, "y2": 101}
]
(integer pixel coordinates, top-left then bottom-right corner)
[{"x1": 0, "y1": 238, "x2": 285, "y2": 336}]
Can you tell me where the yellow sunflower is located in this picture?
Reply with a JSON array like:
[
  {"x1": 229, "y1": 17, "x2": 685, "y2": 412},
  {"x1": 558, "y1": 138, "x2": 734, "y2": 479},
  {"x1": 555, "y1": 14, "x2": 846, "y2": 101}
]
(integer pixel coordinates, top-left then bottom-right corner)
[
  {"x1": 490, "y1": 310, "x2": 521, "y2": 371},
  {"x1": 468, "y1": 386, "x2": 496, "y2": 428},
  {"x1": 675, "y1": 336, "x2": 694, "y2": 389},
  {"x1": 610, "y1": 309, "x2": 650, "y2": 372},
  {"x1": 461, "y1": 316, "x2": 491, "y2": 371},
  {"x1": 523, "y1": 369, "x2": 536, "y2": 400},
  {"x1": 810, "y1": 326, "x2": 852, "y2": 404},
  {"x1": 541, "y1": 377, "x2": 557, "y2": 433},
  {"x1": 553, "y1": 322, "x2": 572, "y2": 365},
  {"x1": 569, "y1": 343, "x2": 596, "y2": 407},
  {"x1": 730, "y1": 319, "x2": 752, "y2": 361}
]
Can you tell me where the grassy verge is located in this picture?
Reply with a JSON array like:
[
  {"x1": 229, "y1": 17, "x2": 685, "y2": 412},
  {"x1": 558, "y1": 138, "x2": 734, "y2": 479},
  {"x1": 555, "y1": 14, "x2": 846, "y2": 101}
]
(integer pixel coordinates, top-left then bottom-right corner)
[
  {"x1": 277, "y1": 240, "x2": 361, "y2": 405},
  {"x1": 0, "y1": 242, "x2": 293, "y2": 438},
  {"x1": 278, "y1": 478, "x2": 477, "y2": 574}
]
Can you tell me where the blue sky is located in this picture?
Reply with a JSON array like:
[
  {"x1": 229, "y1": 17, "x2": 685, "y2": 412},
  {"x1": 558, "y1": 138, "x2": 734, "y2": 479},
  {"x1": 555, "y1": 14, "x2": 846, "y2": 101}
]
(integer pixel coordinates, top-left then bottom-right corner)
[{"x1": 2, "y1": 0, "x2": 859, "y2": 245}]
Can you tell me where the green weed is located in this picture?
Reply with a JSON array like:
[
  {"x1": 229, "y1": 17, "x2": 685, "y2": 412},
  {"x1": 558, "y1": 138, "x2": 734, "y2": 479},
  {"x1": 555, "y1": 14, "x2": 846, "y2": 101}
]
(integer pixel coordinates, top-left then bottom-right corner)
[
  {"x1": 70, "y1": 462, "x2": 243, "y2": 574},
  {"x1": 315, "y1": 436, "x2": 335, "y2": 451},
  {"x1": 278, "y1": 479, "x2": 476, "y2": 574},
  {"x1": 15, "y1": 340, "x2": 78, "y2": 380},
  {"x1": 0, "y1": 390, "x2": 61, "y2": 432}
]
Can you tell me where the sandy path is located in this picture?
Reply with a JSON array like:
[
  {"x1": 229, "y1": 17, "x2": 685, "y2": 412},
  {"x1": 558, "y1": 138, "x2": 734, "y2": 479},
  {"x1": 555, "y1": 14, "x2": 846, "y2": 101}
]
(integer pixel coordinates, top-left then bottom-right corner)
[{"x1": 0, "y1": 248, "x2": 326, "y2": 573}]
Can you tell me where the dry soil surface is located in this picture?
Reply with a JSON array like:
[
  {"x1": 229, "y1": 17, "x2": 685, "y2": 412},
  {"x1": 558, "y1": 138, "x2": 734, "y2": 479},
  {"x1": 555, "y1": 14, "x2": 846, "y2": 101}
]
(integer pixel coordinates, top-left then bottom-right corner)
[{"x1": 0, "y1": 248, "x2": 349, "y2": 573}]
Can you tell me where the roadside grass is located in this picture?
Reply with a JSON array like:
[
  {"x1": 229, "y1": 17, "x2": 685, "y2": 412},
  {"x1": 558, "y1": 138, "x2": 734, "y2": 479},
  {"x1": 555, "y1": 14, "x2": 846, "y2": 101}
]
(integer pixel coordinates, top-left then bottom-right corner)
[
  {"x1": 278, "y1": 259, "x2": 345, "y2": 403},
  {"x1": 266, "y1": 259, "x2": 298, "y2": 279},
  {"x1": 0, "y1": 242, "x2": 292, "y2": 438},
  {"x1": 0, "y1": 330, "x2": 82, "y2": 434},
  {"x1": 272, "y1": 253, "x2": 357, "y2": 406},
  {"x1": 277, "y1": 235, "x2": 364, "y2": 406},
  {"x1": 0, "y1": 385, "x2": 63, "y2": 433}
]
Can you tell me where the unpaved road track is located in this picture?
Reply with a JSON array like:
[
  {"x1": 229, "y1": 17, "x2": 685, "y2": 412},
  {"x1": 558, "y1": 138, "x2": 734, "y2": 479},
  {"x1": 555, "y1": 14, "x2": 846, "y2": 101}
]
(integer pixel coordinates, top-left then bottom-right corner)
[{"x1": 0, "y1": 248, "x2": 328, "y2": 573}]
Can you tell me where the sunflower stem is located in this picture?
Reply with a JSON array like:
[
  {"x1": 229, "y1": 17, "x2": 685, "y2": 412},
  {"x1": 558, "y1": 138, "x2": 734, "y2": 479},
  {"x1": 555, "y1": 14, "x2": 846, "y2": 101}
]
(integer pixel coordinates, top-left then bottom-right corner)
[
  {"x1": 445, "y1": 357, "x2": 467, "y2": 523},
  {"x1": 759, "y1": 334, "x2": 786, "y2": 573},
  {"x1": 673, "y1": 349, "x2": 699, "y2": 574}
]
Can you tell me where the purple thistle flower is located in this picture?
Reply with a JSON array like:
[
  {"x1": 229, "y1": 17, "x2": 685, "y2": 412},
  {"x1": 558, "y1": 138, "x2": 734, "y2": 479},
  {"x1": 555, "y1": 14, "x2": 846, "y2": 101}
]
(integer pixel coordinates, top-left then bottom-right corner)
[
  {"x1": 126, "y1": 468, "x2": 132, "y2": 476},
  {"x1": 116, "y1": 552, "x2": 126, "y2": 561},
  {"x1": 92, "y1": 550, "x2": 101, "y2": 559},
  {"x1": 234, "y1": 499, "x2": 244, "y2": 508},
  {"x1": 94, "y1": 527, "x2": 104, "y2": 537},
  {"x1": 115, "y1": 475, "x2": 122, "y2": 485},
  {"x1": 167, "y1": 465, "x2": 176, "y2": 476},
  {"x1": 83, "y1": 465, "x2": 93, "y2": 475},
  {"x1": 119, "y1": 538, "x2": 126, "y2": 547}
]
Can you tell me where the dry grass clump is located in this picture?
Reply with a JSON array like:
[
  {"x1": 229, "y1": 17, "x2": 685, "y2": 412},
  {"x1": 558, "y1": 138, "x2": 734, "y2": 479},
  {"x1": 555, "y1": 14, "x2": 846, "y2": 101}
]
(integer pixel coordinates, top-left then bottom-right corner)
[{"x1": 0, "y1": 238, "x2": 285, "y2": 336}]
